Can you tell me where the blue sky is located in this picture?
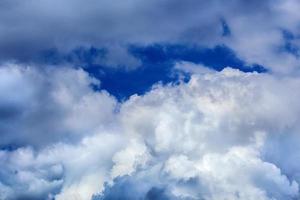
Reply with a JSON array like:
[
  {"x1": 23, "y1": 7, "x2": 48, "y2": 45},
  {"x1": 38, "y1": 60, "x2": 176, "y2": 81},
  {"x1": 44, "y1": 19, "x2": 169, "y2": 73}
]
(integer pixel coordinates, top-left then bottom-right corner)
[
  {"x1": 1, "y1": 1, "x2": 300, "y2": 200},
  {"x1": 37, "y1": 44, "x2": 267, "y2": 99}
]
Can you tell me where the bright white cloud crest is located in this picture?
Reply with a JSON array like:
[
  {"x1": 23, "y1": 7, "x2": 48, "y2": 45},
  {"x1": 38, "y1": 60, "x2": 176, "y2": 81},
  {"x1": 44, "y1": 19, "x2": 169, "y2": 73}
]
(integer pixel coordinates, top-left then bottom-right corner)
[{"x1": 1, "y1": 63, "x2": 300, "y2": 200}]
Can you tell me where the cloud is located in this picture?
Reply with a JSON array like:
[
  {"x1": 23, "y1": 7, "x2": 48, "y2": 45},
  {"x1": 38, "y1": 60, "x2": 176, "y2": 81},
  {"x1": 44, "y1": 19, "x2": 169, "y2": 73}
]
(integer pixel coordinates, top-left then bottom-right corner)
[
  {"x1": 0, "y1": 132, "x2": 125, "y2": 200},
  {"x1": 2, "y1": 1, "x2": 300, "y2": 199},
  {"x1": 0, "y1": 147, "x2": 64, "y2": 200},
  {"x1": 0, "y1": 0, "x2": 300, "y2": 72},
  {"x1": 95, "y1": 67, "x2": 300, "y2": 199},
  {"x1": 174, "y1": 61, "x2": 215, "y2": 75},
  {"x1": 0, "y1": 63, "x2": 117, "y2": 148},
  {"x1": 2, "y1": 63, "x2": 300, "y2": 199}
]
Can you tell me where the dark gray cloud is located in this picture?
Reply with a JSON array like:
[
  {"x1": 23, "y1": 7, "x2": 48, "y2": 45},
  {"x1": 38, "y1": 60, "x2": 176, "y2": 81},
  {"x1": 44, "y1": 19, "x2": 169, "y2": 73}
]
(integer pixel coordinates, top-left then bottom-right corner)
[{"x1": 93, "y1": 175, "x2": 172, "y2": 200}]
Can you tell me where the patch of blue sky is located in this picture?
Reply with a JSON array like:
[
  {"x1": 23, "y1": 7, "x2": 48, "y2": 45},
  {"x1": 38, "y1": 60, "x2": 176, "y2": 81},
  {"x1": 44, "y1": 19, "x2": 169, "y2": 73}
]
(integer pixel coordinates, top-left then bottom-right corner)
[
  {"x1": 221, "y1": 19, "x2": 231, "y2": 37},
  {"x1": 38, "y1": 44, "x2": 267, "y2": 100}
]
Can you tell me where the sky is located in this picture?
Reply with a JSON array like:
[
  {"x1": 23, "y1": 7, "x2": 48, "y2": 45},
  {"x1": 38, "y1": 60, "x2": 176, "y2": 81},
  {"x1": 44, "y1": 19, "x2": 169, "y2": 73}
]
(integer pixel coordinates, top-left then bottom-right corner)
[{"x1": 1, "y1": 0, "x2": 300, "y2": 200}]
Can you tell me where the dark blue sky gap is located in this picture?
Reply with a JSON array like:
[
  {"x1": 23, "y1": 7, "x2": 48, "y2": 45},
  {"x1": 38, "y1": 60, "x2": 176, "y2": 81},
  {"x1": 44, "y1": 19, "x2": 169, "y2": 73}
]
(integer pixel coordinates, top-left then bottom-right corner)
[
  {"x1": 280, "y1": 30, "x2": 300, "y2": 57},
  {"x1": 221, "y1": 19, "x2": 231, "y2": 37},
  {"x1": 39, "y1": 44, "x2": 267, "y2": 100}
]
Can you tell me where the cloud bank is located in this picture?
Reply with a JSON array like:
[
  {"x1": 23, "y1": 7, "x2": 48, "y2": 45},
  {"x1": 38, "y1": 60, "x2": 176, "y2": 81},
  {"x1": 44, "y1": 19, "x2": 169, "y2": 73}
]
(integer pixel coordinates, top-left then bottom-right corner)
[
  {"x1": 1, "y1": 0, "x2": 300, "y2": 72},
  {"x1": 1, "y1": 62, "x2": 300, "y2": 199},
  {"x1": 1, "y1": 1, "x2": 300, "y2": 199}
]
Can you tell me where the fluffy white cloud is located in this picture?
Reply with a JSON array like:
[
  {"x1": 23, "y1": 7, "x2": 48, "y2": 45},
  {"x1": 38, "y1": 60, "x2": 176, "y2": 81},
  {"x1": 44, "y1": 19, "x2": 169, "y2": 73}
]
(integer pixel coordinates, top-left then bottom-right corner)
[
  {"x1": 0, "y1": 132, "x2": 125, "y2": 200},
  {"x1": 0, "y1": 63, "x2": 117, "y2": 147},
  {"x1": 2, "y1": 63, "x2": 300, "y2": 199},
  {"x1": 99, "y1": 65, "x2": 300, "y2": 199},
  {"x1": 223, "y1": 0, "x2": 300, "y2": 73},
  {"x1": 0, "y1": 147, "x2": 64, "y2": 200}
]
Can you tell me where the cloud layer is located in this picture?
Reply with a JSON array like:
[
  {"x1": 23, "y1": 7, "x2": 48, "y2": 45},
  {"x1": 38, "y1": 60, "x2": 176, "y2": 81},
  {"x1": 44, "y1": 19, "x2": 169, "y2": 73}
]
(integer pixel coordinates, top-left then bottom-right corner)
[
  {"x1": 1, "y1": 63, "x2": 300, "y2": 199},
  {"x1": 1, "y1": 0, "x2": 300, "y2": 72}
]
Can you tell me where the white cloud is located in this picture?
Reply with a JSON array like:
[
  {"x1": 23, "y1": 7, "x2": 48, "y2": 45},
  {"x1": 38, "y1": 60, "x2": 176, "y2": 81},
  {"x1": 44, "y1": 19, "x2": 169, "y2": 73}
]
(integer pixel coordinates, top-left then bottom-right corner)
[
  {"x1": 104, "y1": 66, "x2": 300, "y2": 199},
  {"x1": 2, "y1": 63, "x2": 300, "y2": 199},
  {"x1": 174, "y1": 61, "x2": 215, "y2": 75},
  {"x1": 0, "y1": 63, "x2": 117, "y2": 147}
]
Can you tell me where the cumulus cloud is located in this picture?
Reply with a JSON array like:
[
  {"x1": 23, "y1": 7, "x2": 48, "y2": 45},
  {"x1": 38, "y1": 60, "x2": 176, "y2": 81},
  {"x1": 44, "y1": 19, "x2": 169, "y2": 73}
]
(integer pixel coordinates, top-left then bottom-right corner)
[
  {"x1": 94, "y1": 68, "x2": 299, "y2": 199},
  {"x1": 0, "y1": 63, "x2": 117, "y2": 147},
  {"x1": 0, "y1": 0, "x2": 300, "y2": 72},
  {"x1": 0, "y1": 132, "x2": 125, "y2": 200},
  {"x1": 3, "y1": 1, "x2": 300, "y2": 199},
  {"x1": 2, "y1": 63, "x2": 300, "y2": 199},
  {"x1": 95, "y1": 66, "x2": 300, "y2": 199},
  {"x1": 0, "y1": 147, "x2": 64, "y2": 200}
]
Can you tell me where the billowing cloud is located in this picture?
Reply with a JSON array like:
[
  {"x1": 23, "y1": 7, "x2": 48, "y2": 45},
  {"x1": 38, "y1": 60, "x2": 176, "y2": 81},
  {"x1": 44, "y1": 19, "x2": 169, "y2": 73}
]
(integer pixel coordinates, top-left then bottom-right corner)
[
  {"x1": 2, "y1": 1, "x2": 300, "y2": 199},
  {"x1": 0, "y1": 0, "x2": 300, "y2": 72},
  {"x1": 2, "y1": 63, "x2": 300, "y2": 199},
  {"x1": 0, "y1": 63, "x2": 117, "y2": 147}
]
